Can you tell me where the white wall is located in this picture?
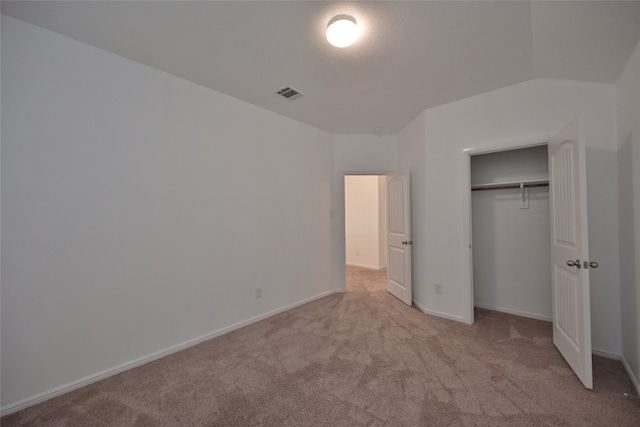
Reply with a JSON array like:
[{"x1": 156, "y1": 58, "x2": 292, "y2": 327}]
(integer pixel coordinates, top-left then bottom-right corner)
[
  {"x1": 345, "y1": 175, "x2": 383, "y2": 269},
  {"x1": 471, "y1": 146, "x2": 551, "y2": 320},
  {"x1": 1, "y1": 16, "x2": 334, "y2": 410},
  {"x1": 617, "y1": 38, "x2": 640, "y2": 392},
  {"x1": 332, "y1": 135, "x2": 397, "y2": 291},
  {"x1": 397, "y1": 113, "x2": 428, "y2": 310},
  {"x1": 398, "y1": 79, "x2": 621, "y2": 355},
  {"x1": 471, "y1": 145, "x2": 549, "y2": 185},
  {"x1": 472, "y1": 188, "x2": 551, "y2": 320}
]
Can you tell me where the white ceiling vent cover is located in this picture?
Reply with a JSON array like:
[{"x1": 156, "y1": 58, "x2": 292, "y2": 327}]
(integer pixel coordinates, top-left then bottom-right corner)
[{"x1": 275, "y1": 86, "x2": 303, "y2": 100}]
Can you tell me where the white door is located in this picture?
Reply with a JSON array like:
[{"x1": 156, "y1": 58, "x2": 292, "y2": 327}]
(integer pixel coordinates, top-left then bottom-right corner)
[
  {"x1": 386, "y1": 174, "x2": 412, "y2": 306},
  {"x1": 548, "y1": 119, "x2": 594, "y2": 389}
]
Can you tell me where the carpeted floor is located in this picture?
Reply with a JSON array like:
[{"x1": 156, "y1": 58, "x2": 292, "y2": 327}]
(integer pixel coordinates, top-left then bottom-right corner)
[{"x1": 3, "y1": 265, "x2": 639, "y2": 425}]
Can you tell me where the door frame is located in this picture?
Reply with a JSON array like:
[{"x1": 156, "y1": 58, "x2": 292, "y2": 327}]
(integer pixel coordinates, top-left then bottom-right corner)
[
  {"x1": 336, "y1": 171, "x2": 391, "y2": 293},
  {"x1": 460, "y1": 134, "x2": 555, "y2": 324}
]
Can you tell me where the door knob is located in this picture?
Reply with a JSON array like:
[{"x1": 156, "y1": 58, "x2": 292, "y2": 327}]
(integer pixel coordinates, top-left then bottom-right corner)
[
  {"x1": 566, "y1": 259, "x2": 581, "y2": 268},
  {"x1": 588, "y1": 261, "x2": 599, "y2": 269},
  {"x1": 401, "y1": 240, "x2": 413, "y2": 245}
]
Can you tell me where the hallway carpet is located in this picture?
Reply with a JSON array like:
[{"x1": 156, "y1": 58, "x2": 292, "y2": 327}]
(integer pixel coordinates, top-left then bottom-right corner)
[{"x1": 3, "y1": 266, "x2": 639, "y2": 425}]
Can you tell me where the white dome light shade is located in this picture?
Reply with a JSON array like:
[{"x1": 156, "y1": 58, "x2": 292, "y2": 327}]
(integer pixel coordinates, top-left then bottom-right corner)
[{"x1": 326, "y1": 15, "x2": 359, "y2": 48}]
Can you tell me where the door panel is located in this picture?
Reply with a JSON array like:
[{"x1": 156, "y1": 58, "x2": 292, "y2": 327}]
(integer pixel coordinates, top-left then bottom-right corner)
[
  {"x1": 386, "y1": 174, "x2": 412, "y2": 306},
  {"x1": 548, "y1": 119, "x2": 592, "y2": 389}
]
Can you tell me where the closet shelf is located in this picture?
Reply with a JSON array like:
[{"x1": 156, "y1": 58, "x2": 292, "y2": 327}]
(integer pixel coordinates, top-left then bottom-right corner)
[{"x1": 471, "y1": 180, "x2": 549, "y2": 191}]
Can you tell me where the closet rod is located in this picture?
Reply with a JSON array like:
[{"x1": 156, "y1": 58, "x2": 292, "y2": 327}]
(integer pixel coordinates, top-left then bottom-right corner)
[{"x1": 471, "y1": 180, "x2": 549, "y2": 191}]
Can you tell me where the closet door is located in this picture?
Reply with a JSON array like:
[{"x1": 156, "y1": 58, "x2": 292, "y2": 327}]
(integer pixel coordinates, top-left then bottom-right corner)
[{"x1": 548, "y1": 119, "x2": 593, "y2": 389}]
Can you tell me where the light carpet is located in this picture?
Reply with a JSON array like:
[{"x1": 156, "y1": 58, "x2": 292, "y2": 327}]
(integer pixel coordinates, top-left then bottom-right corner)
[{"x1": 3, "y1": 266, "x2": 639, "y2": 425}]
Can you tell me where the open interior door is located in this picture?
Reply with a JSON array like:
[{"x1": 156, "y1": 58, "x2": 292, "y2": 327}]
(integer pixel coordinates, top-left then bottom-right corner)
[
  {"x1": 548, "y1": 119, "x2": 594, "y2": 389},
  {"x1": 386, "y1": 173, "x2": 412, "y2": 306}
]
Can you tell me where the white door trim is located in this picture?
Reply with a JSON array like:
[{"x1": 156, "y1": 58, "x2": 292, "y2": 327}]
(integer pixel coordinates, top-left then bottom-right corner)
[{"x1": 460, "y1": 134, "x2": 555, "y2": 324}]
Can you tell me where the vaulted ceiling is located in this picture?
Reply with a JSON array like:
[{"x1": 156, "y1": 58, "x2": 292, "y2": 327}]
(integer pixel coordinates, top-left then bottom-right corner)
[{"x1": 3, "y1": 1, "x2": 640, "y2": 134}]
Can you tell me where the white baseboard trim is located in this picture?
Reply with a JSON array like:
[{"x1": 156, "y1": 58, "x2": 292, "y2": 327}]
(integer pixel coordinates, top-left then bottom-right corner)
[
  {"x1": 591, "y1": 348, "x2": 621, "y2": 360},
  {"x1": 413, "y1": 300, "x2": 467, "y2": 323},
  {"x1": 473, "y1": 303, "x2": 552, "y2": 322},
  {"x1": 0, "y1": 289, "x2": 336, "y2": 417},
  {"x1": 346, "y1": 262, "x2": 386, "y2": 270},
  {"x1": 621, "y1": 354, "x2": 640, "y2": 397}
]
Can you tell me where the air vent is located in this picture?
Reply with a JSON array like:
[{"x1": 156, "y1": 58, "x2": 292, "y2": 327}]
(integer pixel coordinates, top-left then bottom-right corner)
[{"x1": 275, "y1": 86, "x2": 303, "y2": 100}]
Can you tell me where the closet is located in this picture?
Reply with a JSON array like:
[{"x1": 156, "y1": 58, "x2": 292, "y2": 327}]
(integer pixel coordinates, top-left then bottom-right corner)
[{"x1": 471, "y1": 145, "x2": 551, "y2": 321}]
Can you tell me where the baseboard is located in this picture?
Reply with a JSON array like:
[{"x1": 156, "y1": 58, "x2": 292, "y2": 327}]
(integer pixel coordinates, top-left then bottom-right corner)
[
  {"x1": 345, "y1": 262, "x2": 386, "y2": 270},
  {"x1": 0, "y1": 289, "x2": 336, "y2": 417},
  {"x1": 621, "y1": 354, "x2": 640, "y2": 397},
  {"x1": 413, "y1": 300, "x2": 467, "y2": 323},
  {"x1": 473, "y1": 303, "x2": 552, "y2": 322},
  {"x1": 592, "y1": 348, "x2": 621, "y2": 360}
]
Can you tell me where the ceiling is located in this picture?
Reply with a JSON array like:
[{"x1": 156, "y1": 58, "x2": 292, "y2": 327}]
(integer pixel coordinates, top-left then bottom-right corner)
[{"x1": 3, "y1": 1, "x2": 640, "y2": 135}]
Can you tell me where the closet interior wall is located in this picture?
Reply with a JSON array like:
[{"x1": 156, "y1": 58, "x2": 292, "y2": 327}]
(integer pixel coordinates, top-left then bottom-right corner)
[{"x1": 471, "y1": 145, "x2": 552, "y2": 320}]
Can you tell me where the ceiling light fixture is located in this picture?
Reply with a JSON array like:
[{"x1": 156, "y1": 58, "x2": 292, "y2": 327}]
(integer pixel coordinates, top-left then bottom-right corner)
[{"x1": 326, "y1": 15, "x2": 359, "y2": 48}]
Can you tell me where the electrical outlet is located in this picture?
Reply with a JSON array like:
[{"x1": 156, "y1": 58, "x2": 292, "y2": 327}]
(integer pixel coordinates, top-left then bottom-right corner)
[
  {"x1": 435, "y1": 285, "x2": 442, "y2": 295},
  {"x1": 256, "y1": 287, "x2": 262, "y2": 298}
]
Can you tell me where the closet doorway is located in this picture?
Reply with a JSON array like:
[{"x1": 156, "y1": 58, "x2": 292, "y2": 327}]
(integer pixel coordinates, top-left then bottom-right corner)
[
  {"x1": 461, "y1": 120, "x2": 596, "y2": 389},
  {"x1": 470, "y1": 145, "x2": 551, "y2": 321},
  {"x1": 344, "y1": 175, "x2": 388, "y2": 291}
]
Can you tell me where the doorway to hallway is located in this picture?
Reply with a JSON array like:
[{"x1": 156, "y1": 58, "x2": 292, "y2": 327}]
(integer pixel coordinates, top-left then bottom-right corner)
[{"x1": 344, "y1": 175, "x2": 388, "y2": 293}]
